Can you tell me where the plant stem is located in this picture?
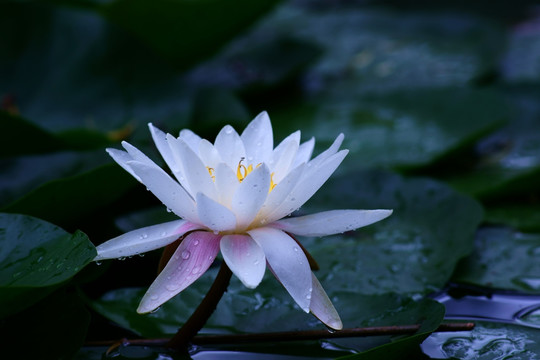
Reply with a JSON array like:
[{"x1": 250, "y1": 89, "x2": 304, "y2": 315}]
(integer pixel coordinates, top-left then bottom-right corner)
[{"x1": 166, "y1": 261, "x2": 233, "y2": 350}]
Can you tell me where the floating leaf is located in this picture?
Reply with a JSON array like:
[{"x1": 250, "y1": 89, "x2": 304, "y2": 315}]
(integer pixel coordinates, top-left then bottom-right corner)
[
  {"x1": 303, "y1": 169, "x2": 483, "y2": 295},
  {"x1": 453, "y1": 227, "x2": 540, "y2": 293},
  {"x1": 0, "y1": 213, "x2": 96, "y2": 317}
]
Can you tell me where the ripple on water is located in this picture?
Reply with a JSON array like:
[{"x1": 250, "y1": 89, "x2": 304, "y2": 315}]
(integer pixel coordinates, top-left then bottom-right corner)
[{"x1": 421, "y1": 322, "x2": 538, "y2": 360}]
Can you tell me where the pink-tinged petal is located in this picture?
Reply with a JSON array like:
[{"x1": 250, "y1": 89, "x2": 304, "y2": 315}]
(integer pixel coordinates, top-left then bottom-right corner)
[
  {"x1": 256, "y1": 163, "x2": 306, "y2": 222},
  {"x1": 248, "y1": 227, "x2": 312, "y2": 312},
  {"x1": 127, "y1": 161, "x2": 199, "y2": 223},
  {"x1": 214, "y1": 125, "x2": 246, "y2": 169},
  {"x1": 293, "y1": 137, "x2": 315, "y2": 168},
  {"x1": 106, "y1": 148, "x2": 141, "y2": 182},
  {"x1": 220, "y1": 234, "x2": 265, "y2": 288},
  {"x1": 273, "y1": 209, "x2": 393, "y2": 237},
  {"x1": 196, "y1": 192, "x2": 237, "y2": 231},
  {"x1": 137, "y1": 231, "x2": 220, "y2": 313},
  {"x1": 309, "y1": 273, "x2": 342, "y2": 330},
  {"x1": 231, "y1": 163, "x2": 270, "y2": 229},
  {"x1": 241, "y1": 111, "x2": 273, "y2": 165},
  {"x1": 214, "y1": 163, "x2": 239, "y2": 208},
  {"x1": 167, "y1": 135, "x2": 218, "y2": 200},
  {"x1": 148, "y1": 123, "x2": 180, "y2": 174},
  {"x1": 265, "y1": 150, "x2": 348, "y2": 224},
  {"x1": 95, "y1": 220, "x2": 201, "y2": 260}
]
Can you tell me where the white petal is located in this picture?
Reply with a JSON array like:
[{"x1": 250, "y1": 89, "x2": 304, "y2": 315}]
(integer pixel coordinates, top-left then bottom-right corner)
[
  {"x1": 248, "y1": 227, "x2": 312, "y2": 312},
  {"x1": 95, "y1": 220, "x2": 201, "y2": 260},
  {"x1": 310, "y1": 273, "x2": 342, "y2": 330},
  {"x1": 220, "y1": 234, "x2": 266, "y2": 288},
  {"x1": 167, "y1": 135, "x2": 218, "y2": 200},
  {"x1": 196, "y1": 192, "x2": 237, "y2": 231},
  {"x1": 272, "y1": 130, "x2": 300, "y2": 163},
  {"x1": 214, "y1": 125, "x2": 246, "y2": 169},
  {"x1": 305, "y1": 133, "x2": 344, "y2": 170},
  {"x1": 256, "y1": 163, "x2": 306, "y2": 223},
  {"x1": 106, "y1": 148, "x2": 141, "y2": 182},
  {"x1": 231, "y1": 164, "x2": 271, "y2": 229},
  {"x1": 149, "y1": 123, "x2": 180, "y2": 174},
  {"x1": 293, "y1": 137, "x2": 315, "y2": 167},
  {"x1": 273, "y1": 209, "x2": 393, "y2": 237},
  {"x1": 198, "y1": 139, "x2": 222, "y2": 169},
  {"x1": 179, "y1": 129, "x2": 202, "y2": 154},
  {"x1": 121, "y1": 141, "x2": 156, "y2": 167},
  {"x1": 214, "y1": 163, "x2": 240, "y2": 208},
  {"x1": 241, "y1": 111, "x2": 273, "y2": 165},
  {"x1": 271, "y1": 138, "x2": 299, "y2": 184},
  {"x1": 137, "y1": 231, "x2": 220, "y2": 313},
  {"x1": 127, "y1": 161, "x2": 199, "y2": 223},
  {"x1": 265, "y1": 150, "x2": 348, "y2": 223}
]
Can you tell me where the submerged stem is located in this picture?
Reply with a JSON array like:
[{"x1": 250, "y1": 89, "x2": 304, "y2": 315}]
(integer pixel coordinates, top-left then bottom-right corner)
[{"x1": 167, "y1": 261, "x2": 233, "y2": 350}]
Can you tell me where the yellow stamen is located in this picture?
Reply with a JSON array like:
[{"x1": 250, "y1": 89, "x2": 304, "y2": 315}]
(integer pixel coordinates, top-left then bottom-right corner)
[{"x1": 206, "y1": 167, "x2": 215, "y2": 181}]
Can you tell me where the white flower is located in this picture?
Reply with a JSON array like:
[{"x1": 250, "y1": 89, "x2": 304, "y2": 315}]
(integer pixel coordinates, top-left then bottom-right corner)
[{"x1": 95, "y1": 111, "x2": 392, "y2": 330}]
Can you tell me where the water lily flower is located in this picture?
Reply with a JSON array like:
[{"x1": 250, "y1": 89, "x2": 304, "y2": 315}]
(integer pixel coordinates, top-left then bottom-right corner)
[{"x1": 95, "y1": 112, "x2": 392, "y2": 330}]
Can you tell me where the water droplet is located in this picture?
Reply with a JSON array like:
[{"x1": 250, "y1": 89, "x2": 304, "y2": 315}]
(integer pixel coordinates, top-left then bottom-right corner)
[
  {"x1": 306, "y1": 294, "x2": 312, "y2": 300},
  {"x1": 293, "y1": 246, "x2": 299, "y2": 252},
  {"x1": 118, "y1": 257, "x2": 126, "y2": 261},
  {"x1": 166, "y1": 208, "x2": 172, "y2": 213},
  {"x1": 166, "y1": 284, "x2": 180, "y2": 291},
  {"x1": 181, "y1": 250, "x2": 191, "y2": 260},
  {"x1": 256, "y1": 142, "x2": 262, "y2": 147},
  {"x1": 138, "y1": 253, "x2": 145, "y2": 257},
  {"x1": 160, "y1": 231, "x2": 168, "y2": 237},
  {"x1": 193, "y1": 240, "x2": 199, "y2": 246},
  {"x1": 150, "y1": 295, "x2": 159, "y2": 300},
  {"x1": 254, "y1": 260, "x2": 260, "y2": 265},
  {"x1": 142, "y1": 233, "x2": 148, "y2": 239},
  {"x1": 225, "y1": 126, "x2": 233, "y2": 134},
  {"x1": 192, "y1": 266, "x2": 202, "y2": 274},
  {"x1": 95, "y1": 261, "x2": 102, "y2": 266}
]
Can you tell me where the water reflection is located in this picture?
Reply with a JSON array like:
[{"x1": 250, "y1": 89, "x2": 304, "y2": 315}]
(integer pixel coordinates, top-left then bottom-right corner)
[{"x1": 421, "y1": 322, "x2": 537, "y2": 359}]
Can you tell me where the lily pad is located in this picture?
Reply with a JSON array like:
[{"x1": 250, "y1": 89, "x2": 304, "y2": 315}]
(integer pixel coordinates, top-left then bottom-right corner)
[
  {"x1": 485, "y1": 203, "x2": 540, "y2": 233},
  {"x1": 0, "y1": 213, "x2": 96, "y2": 317},
  {"x1": 303, "y1": 169, "x2": 483, "y2": 295},
  {"x1": 452, "y1": 227, "x2": 540, "y2": 293},
  {"x1": 2, "y1": 163, "x2": 136, "y2": 230}
]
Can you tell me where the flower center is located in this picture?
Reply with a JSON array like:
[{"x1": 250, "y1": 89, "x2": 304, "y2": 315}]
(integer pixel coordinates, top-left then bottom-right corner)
[{"x1": 206, "y1": 158, "x2": 276, "y2": 191}]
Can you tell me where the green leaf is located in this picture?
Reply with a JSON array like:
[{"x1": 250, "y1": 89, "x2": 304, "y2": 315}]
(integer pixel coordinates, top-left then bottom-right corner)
[
  {"x1": 485, "y1": 203, "x2": 540, "y2": 232},
  {"x1": 444, "y1": 86, "x2": 540, "y2": 200},
  {"x1": 0, "y1": 288, "x2": 91, "y2": 360},
  {"x1": 452, "y1": 227, "x2": 540, "y2": 293},
  {"x1": 0, "y1": 111, "x2": 65, "y2": 157},
  {"x1": 101, "y1": 0, "x2": 282, "y2": 69},
  {"x1": 304, "y1": 169, "x2": 483, "y2": 295},
  {"x1": 336, "y1": 299, "x2": 444, "y2": 359},
  {"x1": 272, "y1": 88, "x2": 505, "y2": 171},
  {"x1": 2, "y1": 163, "x2": 136, "y2": 229},
  {"x1": 0, "y1": 213, "x2": 96, "y2": 317}
]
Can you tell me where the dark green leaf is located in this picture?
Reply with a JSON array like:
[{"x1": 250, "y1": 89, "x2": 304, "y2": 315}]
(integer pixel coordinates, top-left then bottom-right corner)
[
  {"x1": 0, "y1": 213, "x2": 95, "y2": 288},
  {"x1": 2, "y1": 163, "x2": 136, "y2": 229},
  {"x1": 453, "y1": 227, "x2": 540, "y2": 293},
  {"x1": 304, "y1": 169, "x2": 483, "y2": 295},
  {"x1": 0, "y1": 213, "x2": 96, "y2": 317},
  {"x1": 101, "y1": 0, "x2": 282, "y2": 69}
]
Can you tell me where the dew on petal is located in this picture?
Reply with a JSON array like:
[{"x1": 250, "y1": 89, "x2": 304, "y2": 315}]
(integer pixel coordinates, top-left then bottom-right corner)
[
  {"x1": 193, "y1": 239, "x2": 199, "y2": 246},
  {"x1": 150, "y1": 295, "x2": 159, "y2": 301},
  {"x1": 166, "y1": 283, "x2": 180, "y2": 291},
  {"x1": 181, "y1": 250, "x2": 191, "y2": 260},
  {"x1": 192, "y1": 266, "x2": 202, "y2": 274}
]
